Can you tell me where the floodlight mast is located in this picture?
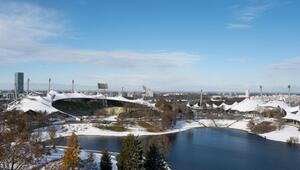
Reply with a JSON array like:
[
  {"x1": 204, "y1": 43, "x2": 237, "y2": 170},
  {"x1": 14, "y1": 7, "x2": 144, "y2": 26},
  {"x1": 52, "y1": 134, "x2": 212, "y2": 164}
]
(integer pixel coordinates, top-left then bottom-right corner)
[
  {"x1": 72, "y1": 80, "x2": 75, "y2": 93},
  {"x1": 259, "y1": 85, "x2": 263, "y2": 97},
  {"x1": 200, "y1": 89, "x2": 203, "y2": 108},
  {"x1": 98, "y1": 83, "x2": 108, "y2": 107},
  {"x1": 288, "y1": 85, "x2": 291, "y2": 106},
  {"x1": 27, "y1": 78, "x2": 30, "y2": 94},
  {"x1": 48, "y1": 78, "x2": 51, "y2": 93}
]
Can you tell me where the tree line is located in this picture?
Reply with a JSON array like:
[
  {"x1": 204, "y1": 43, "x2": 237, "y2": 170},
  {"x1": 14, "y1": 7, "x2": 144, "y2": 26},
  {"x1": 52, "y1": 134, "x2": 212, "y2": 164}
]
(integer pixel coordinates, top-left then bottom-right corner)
[{"x1": 61, "y1": 133, "x2": 169, "y2": 170}]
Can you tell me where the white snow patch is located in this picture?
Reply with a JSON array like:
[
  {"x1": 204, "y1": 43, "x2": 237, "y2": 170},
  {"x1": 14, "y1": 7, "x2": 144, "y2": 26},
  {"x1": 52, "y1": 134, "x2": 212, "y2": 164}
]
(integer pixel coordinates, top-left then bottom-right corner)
[{"x1": 260, "y1": 125, "x2": 300, "y2": 143}]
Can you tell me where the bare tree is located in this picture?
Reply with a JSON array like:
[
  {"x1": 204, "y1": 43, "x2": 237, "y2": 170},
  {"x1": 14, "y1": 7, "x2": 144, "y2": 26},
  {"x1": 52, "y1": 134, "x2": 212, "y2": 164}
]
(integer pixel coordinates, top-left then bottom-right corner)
[
  {"x1": 47, "y1": 127, "x2": 57, "y2": 149},
  {"x1": 0, "y1": 111, "x2": 44, "y2": 170},
  {"x1": 276, "y1": 117, "x2": 285, "y2": 130}
]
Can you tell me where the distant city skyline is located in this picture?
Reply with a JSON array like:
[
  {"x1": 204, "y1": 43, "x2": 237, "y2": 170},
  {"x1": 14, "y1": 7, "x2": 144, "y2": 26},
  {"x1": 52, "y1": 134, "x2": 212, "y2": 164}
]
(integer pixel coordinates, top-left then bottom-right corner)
[
  {"x1": 1, "y1": 79, "x2": 298, "y2": 94},
  {"x1": 0, "y1": 0, "x2": 300, "y2": 92}
]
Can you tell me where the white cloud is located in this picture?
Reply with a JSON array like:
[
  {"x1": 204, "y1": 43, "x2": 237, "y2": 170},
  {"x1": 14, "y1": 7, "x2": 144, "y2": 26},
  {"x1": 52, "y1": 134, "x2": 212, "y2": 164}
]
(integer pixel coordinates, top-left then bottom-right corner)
[
  {"x1": 225, "y1": 23, "x2": 252, "y2": 29},
  {"x1": 226, "y1": 0, "x2": 286, "y2": 29},
  {"x1": 235, "y1": 1, "x2": 275, "y2": 22},
  {"x1": 0, "y1": 1, "x2": 200, "y2": 69},
  {"x1": 0, "y1": 1, "x2": 202, "y2": 91},
  {"x1": 0, "y1": 1, "x2": 63, "y2": 40},
  {"x1": 263, "y1": 57, "x2": 300, "y2": 89},
  {"x1": 267, "y1": 57, "x2": 300, "y2": 71}
]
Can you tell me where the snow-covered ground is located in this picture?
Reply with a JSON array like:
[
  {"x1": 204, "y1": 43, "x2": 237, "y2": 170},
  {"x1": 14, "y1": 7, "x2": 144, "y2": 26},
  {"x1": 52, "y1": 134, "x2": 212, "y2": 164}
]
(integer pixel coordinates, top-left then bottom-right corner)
[
  {"x1": 228, "y1": 119, "x2": 250, "y2": 131},
  {"x1": 34, "y1": 120, "x2": 205, "y2": 142},
  {"x1": 260, "y1": 125, "x2": 300, "y2": 142},
  {"x1": 39, "y1": 148, "x2": 118, "y2": 170},
  {"x1": 34, "y1": 118, "x2": 300, "y2": 144}
]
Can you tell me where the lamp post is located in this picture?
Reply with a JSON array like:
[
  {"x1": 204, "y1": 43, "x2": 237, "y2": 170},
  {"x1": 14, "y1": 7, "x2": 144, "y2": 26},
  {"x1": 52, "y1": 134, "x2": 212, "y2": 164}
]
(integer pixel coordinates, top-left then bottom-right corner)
[
  {"x1": 72, "y1": 80, "x2": 74, "y2": 93},
  {"x1": 200, "y1": 89, "x2": 203, "y2": 108},
  {"x1": 48, "y1": 78, "x2": 51, "y2": 93},
  {"x1": 259, "y1": 85, "x2": 262, "y2": 97},
  {"x1": 27, "y1": 78, "x2": 30, "y2": 94},
  {"x1": 288, "y1": 85, "x2": 291, "y2": 106}
]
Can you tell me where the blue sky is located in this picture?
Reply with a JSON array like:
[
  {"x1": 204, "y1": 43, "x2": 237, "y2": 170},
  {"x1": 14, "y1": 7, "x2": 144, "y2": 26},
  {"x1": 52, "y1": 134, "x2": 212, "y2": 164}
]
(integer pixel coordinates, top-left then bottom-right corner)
[{"x1": 0, "y1": 0, "x2": 300, "y2": 92}]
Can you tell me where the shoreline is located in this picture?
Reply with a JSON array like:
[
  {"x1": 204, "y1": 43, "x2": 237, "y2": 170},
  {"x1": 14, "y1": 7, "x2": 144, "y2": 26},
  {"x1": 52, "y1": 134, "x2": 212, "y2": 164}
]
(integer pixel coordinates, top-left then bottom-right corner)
[
  {"x1": 74, "y1": 126, "x2": 297, "y2": 145},
  {"x1": 37, "y1": 119, "x2": 300, "y2": 145}
]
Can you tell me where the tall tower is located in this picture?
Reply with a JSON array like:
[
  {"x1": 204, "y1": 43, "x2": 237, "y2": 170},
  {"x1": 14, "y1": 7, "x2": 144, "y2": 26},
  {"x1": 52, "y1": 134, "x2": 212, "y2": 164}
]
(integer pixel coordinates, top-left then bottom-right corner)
[
  {"x1": 27, "y1": 78, "x2": 30, "y2": 94},
  {"x1": 259, "y1": 85, "x2": 263, "y2": 97},
  {"x1": 72, "y1": 80, "x2": 74, "y2": 93},
  {"x1": 14, "y1": 72, "x2": 24, "y2": 97},
  {"x1": 288, "y1": 85, "x2": 291, "y2": 106},
  {"x1": 199, "y1": 89, "x2": 203, "y2": 108},
  {"x1": 48, "y1": 78, "x2": 51, "y2": 92}
]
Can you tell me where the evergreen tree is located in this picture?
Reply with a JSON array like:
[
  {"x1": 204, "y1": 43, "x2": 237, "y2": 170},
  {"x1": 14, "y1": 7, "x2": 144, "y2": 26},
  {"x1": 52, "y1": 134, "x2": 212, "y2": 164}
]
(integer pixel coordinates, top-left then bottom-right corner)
[
  {"x1": 144, "y1": 144, "x2": 167, "y2": 170},
  {"x1": 117, "y1": 135, "x2": 143, "y2": 170},
  {"x1": 100, "y1": 150, "x2": 112, "y2": 170},
  {"x1": 61, "y1": 132, "x2": 80, "y2": 170}
]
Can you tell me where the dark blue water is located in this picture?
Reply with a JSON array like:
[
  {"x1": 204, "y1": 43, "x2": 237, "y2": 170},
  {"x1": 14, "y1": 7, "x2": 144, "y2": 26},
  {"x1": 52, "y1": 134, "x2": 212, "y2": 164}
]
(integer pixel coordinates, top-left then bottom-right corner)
[{"x1": 56, "y1": 128, "x2": 300, "y2": 170}]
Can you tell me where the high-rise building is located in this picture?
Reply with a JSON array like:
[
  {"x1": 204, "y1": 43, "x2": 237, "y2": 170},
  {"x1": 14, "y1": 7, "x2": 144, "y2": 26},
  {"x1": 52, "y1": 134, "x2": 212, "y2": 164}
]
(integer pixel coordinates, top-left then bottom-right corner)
[{"x1": 15, "y1": 72, "x2": 24, "y2": 96}]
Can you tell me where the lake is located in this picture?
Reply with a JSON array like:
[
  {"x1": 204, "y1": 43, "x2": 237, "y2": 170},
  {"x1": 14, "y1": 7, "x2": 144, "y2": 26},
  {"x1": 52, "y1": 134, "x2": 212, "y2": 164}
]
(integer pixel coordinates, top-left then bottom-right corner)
[{"x1": 56, "y1": 128, "x2": 300, "y2": 170}]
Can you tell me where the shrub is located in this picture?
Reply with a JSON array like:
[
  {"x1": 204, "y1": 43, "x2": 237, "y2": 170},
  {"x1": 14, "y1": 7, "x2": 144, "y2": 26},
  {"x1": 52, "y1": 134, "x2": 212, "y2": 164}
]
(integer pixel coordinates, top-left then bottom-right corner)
[
  {"x1": 95, "y1": 124, "x2": 128, "y2": 132},
  {"x1": 251, "y1": 121, "x2": 276, "y2": 134},
  {"x1": 138, "y1": 121, "x2": 163, "y2": 132},
  {"x1": 107, "y1": 125, "x2": 128, "y2": 132},
  {"x1": 287, "y1": 137, "x2": 299, "y2": 145},
  {"x1": 247, "y1": 120, "x2": 255, "y2": 129},
  {"x1": 263, "y1": 109, "x2": 283, "y2": 118},
  {"x1": 155, "y1": 99, "x2": 172, "y2": 111}
]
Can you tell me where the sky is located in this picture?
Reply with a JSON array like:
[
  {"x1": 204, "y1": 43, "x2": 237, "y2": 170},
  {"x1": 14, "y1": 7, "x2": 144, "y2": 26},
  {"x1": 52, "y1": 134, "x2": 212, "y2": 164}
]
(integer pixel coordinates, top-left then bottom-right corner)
[{"x1": 0, "y1": 0, "x2": 300, "y2": 92}]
